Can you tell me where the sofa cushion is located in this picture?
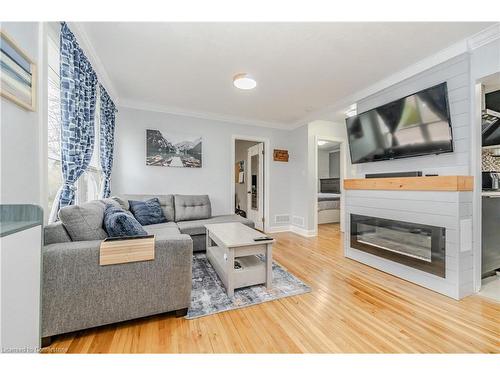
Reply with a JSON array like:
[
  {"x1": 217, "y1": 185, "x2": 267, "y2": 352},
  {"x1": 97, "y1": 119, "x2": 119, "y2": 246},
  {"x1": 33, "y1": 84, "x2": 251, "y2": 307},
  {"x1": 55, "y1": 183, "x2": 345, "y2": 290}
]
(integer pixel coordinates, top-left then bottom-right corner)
[
  {"x1": 103, "y1": 204, "x2": 148, "y2": 238},
  {"x1": 129, "y1": 198, "x2": 167, "y2": 226},
  {"x1": 176, "y1": 214, "x2": 254, "y2": 236},
  {"x1": 120, "y1": 194, "x2": 175, "y2": 222},
  {"x1": 58, "y1": 200, "x2": 109, "y2": 241},
  {"x1": 110, "y1": 196, "x2": 130, "y2": 211},
  {"x1": 143, "y1": 222, "x2": 181, "y2": 236},
  {"x1": 174, "y1": 195, "x2": 211, "y2": 222},
  {"x1": 44, "y1": 222, "x2": 72, "y2": 245}
]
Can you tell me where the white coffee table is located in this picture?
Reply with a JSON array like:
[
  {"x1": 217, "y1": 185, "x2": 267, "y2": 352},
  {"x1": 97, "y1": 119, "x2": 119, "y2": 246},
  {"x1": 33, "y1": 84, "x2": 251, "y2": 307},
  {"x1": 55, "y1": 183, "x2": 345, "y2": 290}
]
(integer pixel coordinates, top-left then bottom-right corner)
[{"x1": 204, "y1": 222, "x2": 275, "y2": 298}]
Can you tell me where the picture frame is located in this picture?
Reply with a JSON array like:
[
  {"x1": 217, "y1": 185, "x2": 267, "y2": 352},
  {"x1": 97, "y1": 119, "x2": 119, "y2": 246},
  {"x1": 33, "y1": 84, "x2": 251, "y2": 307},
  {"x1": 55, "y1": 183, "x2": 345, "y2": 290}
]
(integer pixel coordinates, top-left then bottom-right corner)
[
  {"x1": 0, "y1": 30, "x2": 37, "y2": 111},
  {"x1": 146, "y1": 129, "x2": 202, "y2": 168}
]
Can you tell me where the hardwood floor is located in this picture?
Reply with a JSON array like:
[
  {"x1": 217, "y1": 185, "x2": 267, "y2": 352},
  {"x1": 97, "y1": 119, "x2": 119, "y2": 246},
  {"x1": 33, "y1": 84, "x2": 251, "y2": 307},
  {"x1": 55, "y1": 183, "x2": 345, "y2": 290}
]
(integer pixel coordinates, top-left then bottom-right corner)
[{"x1": 45, "y1": 224, "x2": 500, "y2": 353}]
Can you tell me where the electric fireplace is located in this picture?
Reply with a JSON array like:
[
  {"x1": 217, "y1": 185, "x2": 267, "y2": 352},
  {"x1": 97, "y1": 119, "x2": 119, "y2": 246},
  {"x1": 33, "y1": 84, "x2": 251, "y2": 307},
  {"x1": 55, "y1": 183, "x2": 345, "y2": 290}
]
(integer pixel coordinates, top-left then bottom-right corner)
[{"x1": 350, "y1": 214, "x2": 446, "y2": 277}]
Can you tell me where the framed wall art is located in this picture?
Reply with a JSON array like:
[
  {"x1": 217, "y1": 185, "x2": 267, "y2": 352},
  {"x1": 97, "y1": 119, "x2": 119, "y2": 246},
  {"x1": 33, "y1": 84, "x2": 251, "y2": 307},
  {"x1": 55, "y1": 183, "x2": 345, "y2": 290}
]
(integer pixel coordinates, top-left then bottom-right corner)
[
  {"x1": 146, "y1": 129, "x2": 202, "y2": 168},
  {"x1": 1, "y1": 30, "x2": 37, "y2": 111}
]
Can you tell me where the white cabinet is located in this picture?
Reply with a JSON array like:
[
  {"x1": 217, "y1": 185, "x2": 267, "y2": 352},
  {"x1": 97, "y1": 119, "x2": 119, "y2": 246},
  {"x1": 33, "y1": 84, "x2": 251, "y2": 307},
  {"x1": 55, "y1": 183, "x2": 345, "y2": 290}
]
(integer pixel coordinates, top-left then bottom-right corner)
[{"x1": 0, "y1": 205, "x2": 42, "y2": 353}]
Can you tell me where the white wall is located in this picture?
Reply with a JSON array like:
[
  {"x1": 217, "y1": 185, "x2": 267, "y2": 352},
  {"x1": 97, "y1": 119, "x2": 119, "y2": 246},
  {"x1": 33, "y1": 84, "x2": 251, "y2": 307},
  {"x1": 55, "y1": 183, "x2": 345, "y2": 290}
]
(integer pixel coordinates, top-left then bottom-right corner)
[
  {"x1": 353, "y1": 54, "x2": 471, "y2": 177},
  {"x1": 329, "y1": 151, "x2": 340, "y2": 178},
  {"x1": 287, "y1": 124, "x2": 310, "y2": 231},
  {"x1": 0, "y1": 22, "x2": 42, "y2": 205},
  {"x1": 112, "y1": 106, "x2": 291, "y2": 229},
  {"x1": 317, "y1": 150, "x2": 330, "y2": 180},
  {"x1": 287, "y1": 120, "x2": 348, "y2": 234}
]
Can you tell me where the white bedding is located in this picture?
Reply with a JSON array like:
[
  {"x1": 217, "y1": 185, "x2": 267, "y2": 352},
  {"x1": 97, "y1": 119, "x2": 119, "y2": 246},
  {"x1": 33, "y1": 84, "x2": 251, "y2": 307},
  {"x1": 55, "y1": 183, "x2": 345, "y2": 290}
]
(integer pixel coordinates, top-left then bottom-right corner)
[
  {"x1": 318, "y1": 200, "x2": 340, "y2": 211},
  {"x1": 318, "y1": 193, "x2": 341, "y2": 200}
]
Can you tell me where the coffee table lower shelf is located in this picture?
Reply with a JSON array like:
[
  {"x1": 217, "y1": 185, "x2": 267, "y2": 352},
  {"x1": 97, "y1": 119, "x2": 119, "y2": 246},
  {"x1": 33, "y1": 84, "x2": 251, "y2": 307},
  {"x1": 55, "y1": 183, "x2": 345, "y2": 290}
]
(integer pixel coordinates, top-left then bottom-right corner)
[{"x1": 207, "y1": 246, "x2": 267, "y2": 292}]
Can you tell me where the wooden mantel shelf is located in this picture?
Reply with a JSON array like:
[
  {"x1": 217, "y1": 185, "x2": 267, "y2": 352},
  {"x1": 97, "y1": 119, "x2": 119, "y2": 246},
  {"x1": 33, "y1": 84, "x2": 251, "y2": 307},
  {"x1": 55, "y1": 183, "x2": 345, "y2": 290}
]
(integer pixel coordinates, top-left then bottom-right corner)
[{"x1": 344, "y1": 176, "x2": 474, "y2": 192}]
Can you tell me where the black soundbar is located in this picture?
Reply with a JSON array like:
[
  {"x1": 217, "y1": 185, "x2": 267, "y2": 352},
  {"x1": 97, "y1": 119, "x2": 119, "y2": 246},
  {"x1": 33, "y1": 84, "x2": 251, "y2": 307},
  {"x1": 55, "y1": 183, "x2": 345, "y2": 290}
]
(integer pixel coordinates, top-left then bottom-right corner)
[{"x1": 365, "y1": 171, "x2": 423, "y2": 179}]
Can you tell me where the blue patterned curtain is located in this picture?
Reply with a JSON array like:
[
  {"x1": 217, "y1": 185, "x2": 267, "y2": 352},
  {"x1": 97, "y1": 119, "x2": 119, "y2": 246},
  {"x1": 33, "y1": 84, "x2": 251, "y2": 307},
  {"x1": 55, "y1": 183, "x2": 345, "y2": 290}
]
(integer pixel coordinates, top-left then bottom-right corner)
[
  {"x1": 58, "y1": 23, "x2": 98, "y2": 208},
  {"x1": 99, "y1": 84, "x2": 116, "y2": 198}
]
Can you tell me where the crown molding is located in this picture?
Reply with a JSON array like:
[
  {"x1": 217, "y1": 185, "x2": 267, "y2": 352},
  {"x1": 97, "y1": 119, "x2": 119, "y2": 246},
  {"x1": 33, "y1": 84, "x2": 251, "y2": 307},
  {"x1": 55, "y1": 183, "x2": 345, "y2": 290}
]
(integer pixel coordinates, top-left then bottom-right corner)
[
  {"x1": 66, "y1": 22, "x2": 120, "y2": 104},
  {"x1": 291, "y1": 23, "x2": 500, "y2": 129},
  {"x1": 291, "y1": 38, "x2": 470, "y2": 129},
  {"x1": 66, "y1": 22, "x2": 499, "y2": 132},
  {"x1": 468, "y1": 22, "x2": 500, "y2": 50},
  {"x1": 118, "y1": 99, "x2": 291, "y2": 130}
]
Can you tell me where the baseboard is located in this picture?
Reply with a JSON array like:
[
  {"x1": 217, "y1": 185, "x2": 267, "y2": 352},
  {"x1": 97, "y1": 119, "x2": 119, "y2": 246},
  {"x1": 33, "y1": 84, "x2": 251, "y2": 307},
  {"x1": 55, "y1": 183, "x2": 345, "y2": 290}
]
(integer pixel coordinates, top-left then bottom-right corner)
[
  {"x1": 266, "y1": 225, "x2": 317, "y2": 237},
  {"x1": 267, "y1": 225, "x2": 291, "y2": 233},
  {"x1": 290, "y1": 225, "x2": 317, "y2": 237}
]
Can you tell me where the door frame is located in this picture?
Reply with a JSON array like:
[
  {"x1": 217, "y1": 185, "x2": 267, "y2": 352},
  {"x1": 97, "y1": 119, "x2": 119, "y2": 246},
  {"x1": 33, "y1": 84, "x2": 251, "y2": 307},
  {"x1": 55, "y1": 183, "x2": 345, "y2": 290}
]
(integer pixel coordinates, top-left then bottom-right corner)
[
  {"x1": 313, "y1": 135, "x2": 347, "y2": 234},
  {"x1": 230, "y1": 135, "x2": 270, "y2": 232},
  {"x1": 246, "y1": 143, "x2": 265, "y2": 231},
  {"x1": 472, "y1": 80, "x2": 483, "y2": 293},
  {"x1": 472, "y1": 72, "x2": 500, "y2": 293}
]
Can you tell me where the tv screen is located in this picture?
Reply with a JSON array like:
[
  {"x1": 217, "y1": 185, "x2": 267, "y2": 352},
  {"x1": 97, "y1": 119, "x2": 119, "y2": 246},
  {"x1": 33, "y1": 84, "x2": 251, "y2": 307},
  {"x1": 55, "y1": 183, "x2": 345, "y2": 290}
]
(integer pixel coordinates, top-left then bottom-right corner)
[{"x1": 346, "y1": 83, "x2": 453, "y2": 164}]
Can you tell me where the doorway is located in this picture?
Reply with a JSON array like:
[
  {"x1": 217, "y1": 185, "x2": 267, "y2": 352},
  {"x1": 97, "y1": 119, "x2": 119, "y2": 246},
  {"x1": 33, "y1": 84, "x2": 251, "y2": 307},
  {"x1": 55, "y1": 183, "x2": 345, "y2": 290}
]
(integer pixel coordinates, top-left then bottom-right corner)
[
  {"x1": 314, "y1": 136, "x2": 346, "y2": 234},
  {"x1": 475, "y1": 72, "x2": 500, "y2": 302},
  {"x1": 232, "y1": 138, "x2": 267, "y2": 231}
]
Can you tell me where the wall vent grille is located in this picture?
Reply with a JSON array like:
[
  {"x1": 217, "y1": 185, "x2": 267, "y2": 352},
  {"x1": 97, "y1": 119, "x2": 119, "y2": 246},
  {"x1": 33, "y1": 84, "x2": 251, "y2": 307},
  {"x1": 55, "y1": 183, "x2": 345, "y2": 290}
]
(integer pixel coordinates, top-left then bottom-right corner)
[
  {"x1": 275, "y1": 214, "x2": 290, "y2": 224},
  {"x1": 292, "y1": 216, "x2": 305, "y2": 227}
]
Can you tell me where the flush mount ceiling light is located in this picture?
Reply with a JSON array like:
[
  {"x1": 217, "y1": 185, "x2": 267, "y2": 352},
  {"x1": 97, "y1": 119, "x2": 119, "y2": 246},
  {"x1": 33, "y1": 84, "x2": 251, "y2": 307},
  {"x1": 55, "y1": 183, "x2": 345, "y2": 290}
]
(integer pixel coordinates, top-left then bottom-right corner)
[
  {"x1": 318, "y1": 140, "x2": 328, "y2": 146},
  {"x1": 233, "y1": 73, "x2": 257, "y2": 90}
]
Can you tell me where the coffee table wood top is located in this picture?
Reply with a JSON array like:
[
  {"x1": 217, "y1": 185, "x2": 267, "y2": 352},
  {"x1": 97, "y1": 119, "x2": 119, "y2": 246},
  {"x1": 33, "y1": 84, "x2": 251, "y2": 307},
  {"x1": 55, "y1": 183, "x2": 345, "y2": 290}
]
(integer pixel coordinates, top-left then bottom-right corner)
[{"x1": 204, "y1": 222, "x2": 274, "y2": 248}]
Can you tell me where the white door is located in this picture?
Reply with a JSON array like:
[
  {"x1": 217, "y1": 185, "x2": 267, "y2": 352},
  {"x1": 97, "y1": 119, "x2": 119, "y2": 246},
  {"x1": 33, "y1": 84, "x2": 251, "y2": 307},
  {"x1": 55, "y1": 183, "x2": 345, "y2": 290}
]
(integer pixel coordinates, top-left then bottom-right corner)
[{"x1": 247, "y1": 143, "x2": 264, "y2": 231}]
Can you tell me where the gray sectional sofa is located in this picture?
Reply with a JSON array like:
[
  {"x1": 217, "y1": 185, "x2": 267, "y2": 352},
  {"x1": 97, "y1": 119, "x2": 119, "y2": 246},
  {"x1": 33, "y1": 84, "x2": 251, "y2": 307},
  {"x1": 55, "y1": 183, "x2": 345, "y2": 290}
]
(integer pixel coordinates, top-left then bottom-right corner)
[{"x1": 42, "y1": 194, "x2": 253, "y2": 342}]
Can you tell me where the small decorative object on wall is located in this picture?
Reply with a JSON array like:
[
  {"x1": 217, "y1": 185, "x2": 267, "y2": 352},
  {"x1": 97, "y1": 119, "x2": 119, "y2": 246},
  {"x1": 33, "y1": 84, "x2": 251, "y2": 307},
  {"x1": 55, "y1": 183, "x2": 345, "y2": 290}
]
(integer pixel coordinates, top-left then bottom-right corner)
[
  {"x1": 146, "y1": 129, "x2": 202, "y2": 167},
  {"x1": 235, "y1": 160, "x2": 244, "y2": 183},
  {"x1": 273, "y1": 149, "x2": 289, "y2": 162},
  {"x1": 0, "y1": 31, "x2": 36, "y2": 111}
]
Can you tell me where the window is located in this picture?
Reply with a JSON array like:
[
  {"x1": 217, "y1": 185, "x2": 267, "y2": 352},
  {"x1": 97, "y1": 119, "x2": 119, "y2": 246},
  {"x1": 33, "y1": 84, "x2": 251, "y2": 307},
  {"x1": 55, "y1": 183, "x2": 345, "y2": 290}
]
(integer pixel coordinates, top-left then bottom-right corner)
[
  {"x1": 47, "y1": 26, "x2": 103, "y2": 215},
  {"x1": 47, "y1": 35, "x2": 62, "y2": 211},
  {"x1": 76, "y1": 92, "x2": 103, "y2": 205}
]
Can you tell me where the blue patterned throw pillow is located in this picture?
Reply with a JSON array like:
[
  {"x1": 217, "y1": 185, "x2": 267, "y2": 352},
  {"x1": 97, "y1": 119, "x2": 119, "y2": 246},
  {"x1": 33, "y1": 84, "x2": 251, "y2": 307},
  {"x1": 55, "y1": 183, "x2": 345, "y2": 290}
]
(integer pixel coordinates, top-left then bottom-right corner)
[
  {"x1": 103, "y1": 204, "x2": 148, "y2": 238},
  {"x1": 128, "y1": 198, "x2": 167, "y2": 226}
]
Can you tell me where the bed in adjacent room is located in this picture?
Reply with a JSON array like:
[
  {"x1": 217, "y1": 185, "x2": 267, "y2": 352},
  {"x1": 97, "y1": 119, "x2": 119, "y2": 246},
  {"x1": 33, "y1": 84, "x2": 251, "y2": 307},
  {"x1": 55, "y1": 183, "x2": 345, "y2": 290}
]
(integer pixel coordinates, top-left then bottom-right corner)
[{"x1": 318, "y1": 178, "x2": 341, "y2": 224}]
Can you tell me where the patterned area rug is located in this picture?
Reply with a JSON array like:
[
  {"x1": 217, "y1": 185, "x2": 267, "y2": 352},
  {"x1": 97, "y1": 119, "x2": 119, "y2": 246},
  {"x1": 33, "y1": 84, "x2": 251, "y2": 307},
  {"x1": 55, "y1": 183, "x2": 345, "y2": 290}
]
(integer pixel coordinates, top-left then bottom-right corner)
[{"x1": 186, "y1": 253, "x2": 311, "y2": 319}]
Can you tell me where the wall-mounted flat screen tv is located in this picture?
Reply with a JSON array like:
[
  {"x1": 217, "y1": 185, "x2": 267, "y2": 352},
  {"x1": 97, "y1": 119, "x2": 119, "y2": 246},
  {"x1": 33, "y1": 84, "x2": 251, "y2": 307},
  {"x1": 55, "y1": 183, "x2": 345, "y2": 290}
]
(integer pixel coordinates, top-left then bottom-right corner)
[{"x1": 346, "y1": 82, "x2": 453, "y2": 164}]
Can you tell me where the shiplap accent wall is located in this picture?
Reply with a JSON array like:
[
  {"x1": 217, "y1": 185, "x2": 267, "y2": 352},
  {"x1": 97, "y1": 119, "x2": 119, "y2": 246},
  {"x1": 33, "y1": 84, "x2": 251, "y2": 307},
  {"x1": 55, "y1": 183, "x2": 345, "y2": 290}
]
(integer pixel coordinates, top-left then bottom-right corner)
[
  {"x1": 344, "y1": 53, "x2": 474, "y2": 299},
  {"x1": 353, "y1": 53, "x2": 471, "y2": 177},
  {"x1": 345, "y1": 191, "x2": 473, "y2": 299}
]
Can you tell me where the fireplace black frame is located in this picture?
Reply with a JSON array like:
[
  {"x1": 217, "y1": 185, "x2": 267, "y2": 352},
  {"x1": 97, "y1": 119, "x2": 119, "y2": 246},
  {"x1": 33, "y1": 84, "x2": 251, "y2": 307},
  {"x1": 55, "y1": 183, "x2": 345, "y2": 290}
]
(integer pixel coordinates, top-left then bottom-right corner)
[{"x1": 350, "y1": 214, "x2": 446, "y2": 278}]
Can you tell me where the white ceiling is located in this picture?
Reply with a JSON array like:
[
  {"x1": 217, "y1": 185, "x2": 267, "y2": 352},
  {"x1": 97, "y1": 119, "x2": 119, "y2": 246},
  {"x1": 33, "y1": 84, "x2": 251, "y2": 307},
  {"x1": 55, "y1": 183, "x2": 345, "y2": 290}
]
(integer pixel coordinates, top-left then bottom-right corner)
[{"x1": 80, "y1": 22, "x2": 493, "y2": 128}]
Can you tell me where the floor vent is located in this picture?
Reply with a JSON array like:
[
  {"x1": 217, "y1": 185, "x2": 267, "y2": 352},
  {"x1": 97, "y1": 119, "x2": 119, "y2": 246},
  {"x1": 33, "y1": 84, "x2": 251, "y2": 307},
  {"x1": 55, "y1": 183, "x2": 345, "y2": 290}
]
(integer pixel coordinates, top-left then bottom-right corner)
[
  {"x1": 292, "y1": 216, "x2": 305, "y2": 227},
  {"x1": 275, "y1": 214, "x2": 290, "y2": 224}
]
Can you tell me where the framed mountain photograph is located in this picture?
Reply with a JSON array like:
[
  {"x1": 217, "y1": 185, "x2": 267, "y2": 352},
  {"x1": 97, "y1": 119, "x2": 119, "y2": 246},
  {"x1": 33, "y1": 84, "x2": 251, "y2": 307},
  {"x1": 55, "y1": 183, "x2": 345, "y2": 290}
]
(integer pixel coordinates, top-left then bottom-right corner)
[
  {"x1": 0, "y1": 31, "x2": 37, "y2": 111},
  {"x1": 146, "y1": 129, "x2": 202, "y2": 168}
]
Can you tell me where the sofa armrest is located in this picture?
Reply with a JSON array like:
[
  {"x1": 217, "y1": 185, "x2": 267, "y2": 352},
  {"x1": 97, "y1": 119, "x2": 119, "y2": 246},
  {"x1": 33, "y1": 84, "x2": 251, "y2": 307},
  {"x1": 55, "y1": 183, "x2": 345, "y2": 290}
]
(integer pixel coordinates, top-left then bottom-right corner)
[
  {"x1": 43, "y1": 234, "x2": 192, "y2": 263},
  {"x1": 42, "y1": 234, "x2": 193, "y2": 337}
]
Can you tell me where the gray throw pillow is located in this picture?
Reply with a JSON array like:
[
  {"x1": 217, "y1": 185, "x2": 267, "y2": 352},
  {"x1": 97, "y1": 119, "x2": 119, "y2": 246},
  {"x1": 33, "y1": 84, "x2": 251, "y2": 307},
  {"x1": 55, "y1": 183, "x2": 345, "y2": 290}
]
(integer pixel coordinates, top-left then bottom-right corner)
[
  {"x1": 58, "y1": 200, "x2": 109, "y2": 241},
  {"x1": 110, "y1": 196, "x2": 130, "y2": 211}
]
